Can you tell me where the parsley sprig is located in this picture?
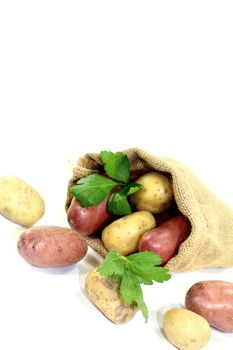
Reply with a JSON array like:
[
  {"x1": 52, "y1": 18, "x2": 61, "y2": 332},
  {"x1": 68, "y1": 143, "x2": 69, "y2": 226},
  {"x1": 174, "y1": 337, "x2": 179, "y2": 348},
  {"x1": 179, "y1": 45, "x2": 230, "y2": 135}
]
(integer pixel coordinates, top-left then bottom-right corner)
[
  {"x1": 70, "y1": 151, "x2": 143, "y2": 216},
  {"x1": 98, "y1": 250, "x2": 171, "y2": 321}
]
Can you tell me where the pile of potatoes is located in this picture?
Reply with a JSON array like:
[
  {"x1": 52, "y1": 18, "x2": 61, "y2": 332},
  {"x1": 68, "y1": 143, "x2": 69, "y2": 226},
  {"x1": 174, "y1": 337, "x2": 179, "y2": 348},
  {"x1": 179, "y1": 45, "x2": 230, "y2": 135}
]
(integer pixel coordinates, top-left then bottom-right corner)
[
  {"x1": 1, "y1": 173, "x2": 233, "y2": 350},
  {"x1": 66, "y1": 169, "x2": 233, "y2": 348},
  {"x1": 67, "y1": 171, "x2": 191, "y2": 263}
]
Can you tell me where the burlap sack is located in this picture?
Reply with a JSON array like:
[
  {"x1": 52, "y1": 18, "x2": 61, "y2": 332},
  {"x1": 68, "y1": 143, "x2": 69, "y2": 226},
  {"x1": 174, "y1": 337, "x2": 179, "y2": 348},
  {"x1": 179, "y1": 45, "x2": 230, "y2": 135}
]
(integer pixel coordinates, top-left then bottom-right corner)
[{"x1": 65, "y1": 148, "x2": 233, "y2": 272}]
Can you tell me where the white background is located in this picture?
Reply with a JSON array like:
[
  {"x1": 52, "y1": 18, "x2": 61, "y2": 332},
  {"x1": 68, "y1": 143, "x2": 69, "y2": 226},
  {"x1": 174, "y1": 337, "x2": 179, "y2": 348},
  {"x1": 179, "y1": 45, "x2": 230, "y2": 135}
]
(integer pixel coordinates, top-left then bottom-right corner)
[{"x1": 0, "y1": 1, "x2": 233, "y2": 349}]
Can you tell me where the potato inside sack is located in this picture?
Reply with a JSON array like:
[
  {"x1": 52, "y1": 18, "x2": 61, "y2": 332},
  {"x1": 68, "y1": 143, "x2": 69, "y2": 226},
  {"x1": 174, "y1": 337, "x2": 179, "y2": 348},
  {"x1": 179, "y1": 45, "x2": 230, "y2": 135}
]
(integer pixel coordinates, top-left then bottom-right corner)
[
  {"x1": 102, "y1": 210, "x2": 156, "y2": 255},
  {"x1": 130, "y1": 171, "x2": 174, "y2": 214},
  {"x1": 139, "y1": 215, "x2": 191, "y2": 264},
  {"x1": 67, "y1": 194, "x2": 112, "y2": 237}
]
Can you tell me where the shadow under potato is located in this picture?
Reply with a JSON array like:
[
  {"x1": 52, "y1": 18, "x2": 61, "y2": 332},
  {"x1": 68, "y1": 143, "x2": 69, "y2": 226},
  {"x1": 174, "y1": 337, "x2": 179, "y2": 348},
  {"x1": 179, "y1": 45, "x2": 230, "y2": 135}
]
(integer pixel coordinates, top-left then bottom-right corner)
[{"x1": 29, "y1": 262, "x2": 79, "y2": 275}]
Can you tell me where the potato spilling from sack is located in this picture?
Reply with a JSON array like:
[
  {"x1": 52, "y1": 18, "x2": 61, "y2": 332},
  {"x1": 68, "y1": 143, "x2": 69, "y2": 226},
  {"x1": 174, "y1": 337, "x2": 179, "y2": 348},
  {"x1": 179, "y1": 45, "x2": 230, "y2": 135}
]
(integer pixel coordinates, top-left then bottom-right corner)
[
  {"x1": 18, "y1": 226, "x2": 87, "y2": 267},
  {"x1": 85, "y1": 268, "x2": 138, "y2": 324},
  {"x1": 0, "y1": 176, "x2": 45, "y2": 227},
  {"x1": 185, "y1": 280, "x2": 233, "y2": 332},
  {"x1": 163, "y1": 308, "x2": 211, "y2": 350}
]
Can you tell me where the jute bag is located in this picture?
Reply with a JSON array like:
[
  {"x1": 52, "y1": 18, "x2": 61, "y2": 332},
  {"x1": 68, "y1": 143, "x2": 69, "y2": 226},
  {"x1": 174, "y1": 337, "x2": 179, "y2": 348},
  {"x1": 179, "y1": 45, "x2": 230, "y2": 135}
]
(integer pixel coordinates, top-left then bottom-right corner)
[{"x1": 65, "y1": 148, "x2": 233, "y2": 272}]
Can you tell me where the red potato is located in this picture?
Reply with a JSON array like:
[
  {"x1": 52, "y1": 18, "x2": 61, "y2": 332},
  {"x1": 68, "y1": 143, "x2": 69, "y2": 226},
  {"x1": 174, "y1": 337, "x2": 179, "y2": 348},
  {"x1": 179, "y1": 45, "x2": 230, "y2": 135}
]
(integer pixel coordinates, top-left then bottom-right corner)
[
  {"x1": 18, "y1": 226, "x2": 87, "y2": 267},
  {"x1": 139, "y1": 215, "x2": 191, "y2": 264},
  {"x1": 185, "y1": 280, "x2": 233, "y2": 332},
  {"x1": 67, "y1": 194, "x2": 112, "y2": 236}
]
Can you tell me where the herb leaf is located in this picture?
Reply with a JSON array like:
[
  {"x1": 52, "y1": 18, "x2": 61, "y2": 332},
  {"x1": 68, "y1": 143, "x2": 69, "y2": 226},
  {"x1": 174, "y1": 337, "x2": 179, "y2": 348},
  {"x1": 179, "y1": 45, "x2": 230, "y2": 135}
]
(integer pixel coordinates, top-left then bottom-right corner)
[
  {"x1": 120, "y1": 270, "x2": 149, "y2": 320},
  {"x1": 107, "y1": 182, "x2": 143, "y2": 216},
  {"x1": 127, "y1": 252, "x2": 171, "y2": 284},
  {"x1": 98, "y1": 250, "x2": 171, "y2": 321},
  {"x1": 70, "y1": 174, "x2": 119, "y2": 207},
  {"x1": 97, "y1": 250, "x2": 125, "y2": 279},
  {"x1": 100, "y1": 151, "x2": 130, "y2": 183}
]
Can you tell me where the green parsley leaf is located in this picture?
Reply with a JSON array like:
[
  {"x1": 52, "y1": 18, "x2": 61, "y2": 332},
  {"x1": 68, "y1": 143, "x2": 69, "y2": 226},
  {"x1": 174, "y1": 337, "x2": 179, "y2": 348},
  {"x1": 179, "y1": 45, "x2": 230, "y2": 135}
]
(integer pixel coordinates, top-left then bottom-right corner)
[
  {"x1": 98, "y1": 250, "x2": 171, "y2": 321},
  {"x1": 127, "y1": 252, "x2": 171, "y2": 284},
  {"x1": 100, "y1": 151, "x2": 130, "y2": 183},
  {"x1": 97, "y1": 250, "x2": 125, "y2": 279},
  {"x1": 70, "y1": 174, "x2": 119, "y2": 207},
  {"x1": 120, "y1": 270, "x2": 149, "y2": 320},
  {"x1": 107, "y1": 182, "x2": 143, "y2": 216}
]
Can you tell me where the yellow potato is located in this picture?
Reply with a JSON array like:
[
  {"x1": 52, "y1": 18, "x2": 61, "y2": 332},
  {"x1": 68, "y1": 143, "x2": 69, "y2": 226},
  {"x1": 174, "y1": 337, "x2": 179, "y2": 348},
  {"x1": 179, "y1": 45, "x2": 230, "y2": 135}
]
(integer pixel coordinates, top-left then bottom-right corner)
[
  {"x1": 85, "y1": 268, "x2": 138, "y2": 324},
  {"x1": 102, "y1": 210, "x2": 156, "y2": 255},
  {"x1": 130, "y1": 172, "x2": 173, "y2": 214},
  {"x1": 0, "y1": 176, "x2": 45, "y2": 227},
  {"x1": 163, "y1": 308, "x2": 211, "y2": 350}
]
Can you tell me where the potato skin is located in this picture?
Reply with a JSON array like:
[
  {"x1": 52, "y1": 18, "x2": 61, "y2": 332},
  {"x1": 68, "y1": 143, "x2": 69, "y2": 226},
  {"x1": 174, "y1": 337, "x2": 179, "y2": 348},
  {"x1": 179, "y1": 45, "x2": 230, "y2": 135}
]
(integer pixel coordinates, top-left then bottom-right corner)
[
  {"x1": 130, "y1": 172, "x2": 173, "y2": 214},
  {"x1": 85, "y1": 268, "x2": 138, "y2": 324},
  {"x1": 185, "y1": 280, "x2": 233, "y2": 332},
  {"x1": 67, "y1": 195, "x2": 111, "y2": 236},
  {"x1": 163, "y1": 308, "x2": 211, "y2": 350},
  {"x1": 102, "y1": 210, "x2": 156, "y2": 256},
  {"x1": 18, "y1": 226, "x2": 87, "y2": 267},
  {"x1": 139, "y1": 215, "x2": 191, "y2": 263},
  {"x1": 0, "y1": 176, "x2": 45, "y2": 227}
]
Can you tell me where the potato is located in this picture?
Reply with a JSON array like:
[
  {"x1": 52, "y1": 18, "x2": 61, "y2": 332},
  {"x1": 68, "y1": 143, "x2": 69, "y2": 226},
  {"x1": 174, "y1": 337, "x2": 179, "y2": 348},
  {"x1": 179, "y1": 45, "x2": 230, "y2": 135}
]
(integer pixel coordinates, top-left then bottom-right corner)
[
  {"x1": 67, "y1": 195, "x2": 112, "y2": 236},
  {"x1": 0, "y1": 176, "x2": 45, "y2": 227},
  {"x1": 185, "y1": 280, "x2": 233, "y2": 332},
  {"x1": 139, "y1": 215, "x2": 191, "y2": 264},
  {"x1": 130, "y1": 171, "x2": 173, "y2": 214},
  {"x1": 18, "y1": 226, "x2": 87, "y2": 267},
  {"x1": 163, "y1": 308, "x2": 211, "y2": 350},
  {"x1": 85, "y1": 268, "x2": 138, "y2": 324},
  {"x1": 102, "y1": 210, "x2": 156, "y2": 256}
]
